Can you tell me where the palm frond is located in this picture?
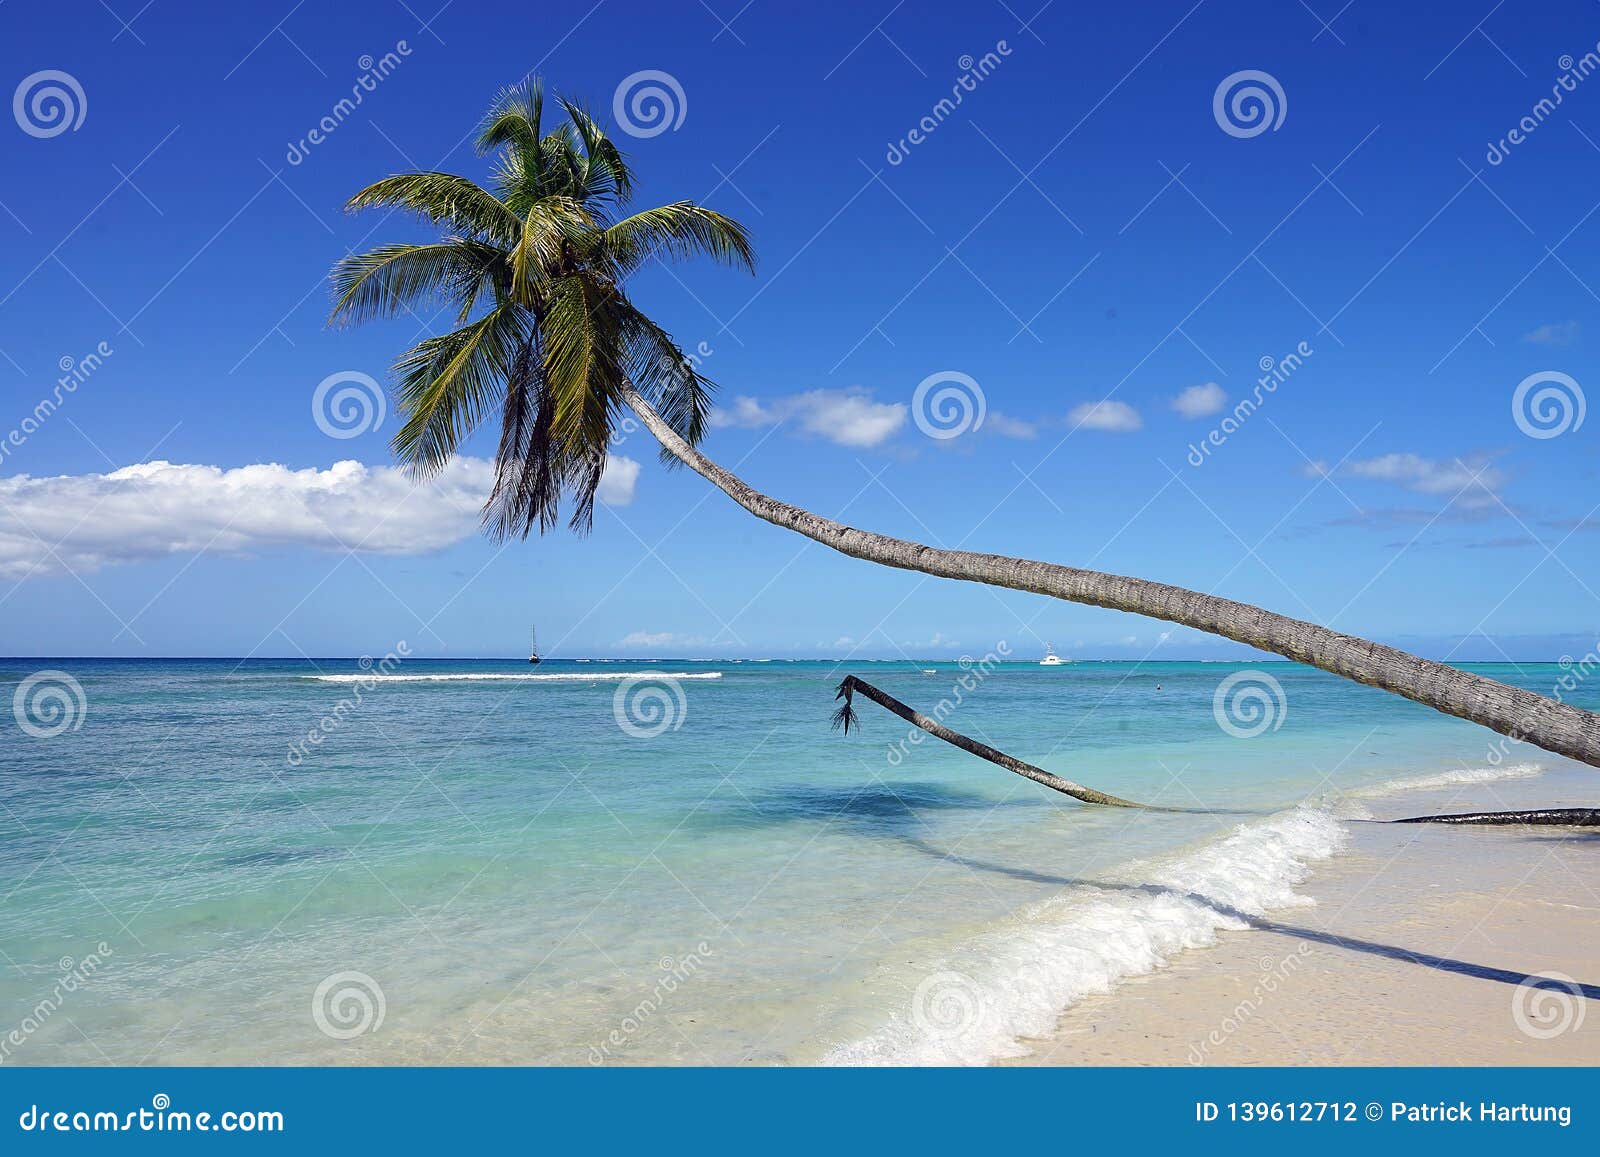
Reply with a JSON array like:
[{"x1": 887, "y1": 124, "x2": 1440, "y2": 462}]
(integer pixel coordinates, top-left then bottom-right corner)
[
  {"x1": 345, "y1": 172, "x2": 522, "y2": 246},
  {"x1": 329, "y1": 241, "x2": 504, "y2": 327},
  {"x1": 617, "y1": 303, "x2": 715, "y2": 457},
  {"x1": 334, "y1": 77, "x2": 757, "y2": 540},
  {"x1": 390, "y1": 307, "x2": 528, "y2": 476},
  {"x1": 508, "y1": 196, "x2": 595, "y2": 303},
  {"x1": 831, "y1": 678, "x2": 860, "y2": 733},
  {"x1": 484, "y1": 330, "x2": 567, "y2": 538},
  {"x1": 477, "y1": 79, "x2": 544, "y2": 158},
  {"x1": 557, "y1": 95, "x2": 634, "y2": 205},
  {"x1": 603, "y1": 203, "x2": 756, "y2": 275}
]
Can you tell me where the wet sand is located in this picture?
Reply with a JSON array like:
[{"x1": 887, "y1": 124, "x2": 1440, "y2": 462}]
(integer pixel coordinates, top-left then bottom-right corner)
[{"x1": 1009, "y1": 770, "x2": 1600, "y2": 1066}]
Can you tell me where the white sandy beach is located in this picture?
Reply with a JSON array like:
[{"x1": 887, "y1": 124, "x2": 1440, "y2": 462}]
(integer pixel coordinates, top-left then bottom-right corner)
[{"x1": 1010, "y1": 770, "x2": 1600, "y2": 1066}]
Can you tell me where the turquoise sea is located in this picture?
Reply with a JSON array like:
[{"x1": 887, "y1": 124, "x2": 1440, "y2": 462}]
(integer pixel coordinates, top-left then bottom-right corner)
[{"x1": 1, "y1": 657, "x2": 1593, "y2": 1065}]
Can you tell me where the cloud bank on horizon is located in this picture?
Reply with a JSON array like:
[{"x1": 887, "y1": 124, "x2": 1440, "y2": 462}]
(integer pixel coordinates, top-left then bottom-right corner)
[{"x1": 0, "y1": 455, "x2": 641, "y2": 579}]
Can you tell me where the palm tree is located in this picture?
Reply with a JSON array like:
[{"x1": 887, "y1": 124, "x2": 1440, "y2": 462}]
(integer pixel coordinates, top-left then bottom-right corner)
[
  {"x1": 334, "y1": 80, "x2": 1600, "y2": 771},
  {"x1": 330, "y1": 80, "x2": 753, "y2": 537}
]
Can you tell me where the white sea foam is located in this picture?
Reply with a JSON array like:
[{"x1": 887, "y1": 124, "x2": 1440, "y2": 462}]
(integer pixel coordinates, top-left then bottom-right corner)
[
  {"x1": 1346, "y1": 762, "x2": 1544, "y2": 799},
  {"x1": 300, "y1": 671, "x2": 723, "y2": 683},
  {"x1": 1316, "y1": 762, "x2": 1547, "y2": 820},
  {"x1": 823, "y1": 806, "x2": 1346, "y2": 1066}
]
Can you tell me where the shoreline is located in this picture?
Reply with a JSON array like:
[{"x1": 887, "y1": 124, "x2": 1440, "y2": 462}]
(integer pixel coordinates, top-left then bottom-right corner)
[{"x1": 1005, "y1": 766, "x2": 1600, "y2": 1066}]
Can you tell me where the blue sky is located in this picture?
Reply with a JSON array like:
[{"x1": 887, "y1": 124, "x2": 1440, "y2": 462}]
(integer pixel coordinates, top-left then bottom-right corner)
[{"x1": 1, "y1": 0, "x2": 1597, "y2": 660}]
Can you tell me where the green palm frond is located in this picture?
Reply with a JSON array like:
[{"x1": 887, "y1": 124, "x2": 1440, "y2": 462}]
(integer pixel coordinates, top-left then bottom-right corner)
[
  {"x1": 617, "y1": 304, "x2": 715, "y2": 457},
  {"x1": 333, "y1": 76, "x2": 756, "y2": 539},
  {"x1": 508, "y1": 196, "x2": 595, "y2": 303},
  {"x1": 329, "y1": 240, "x2": 505, "y2": 328},
  {"x1": 390, "y1": 307, "x2": 529, "y2": 476},
  {"x1": 557, "y1": 96, "x2": 634, "y2": 205},
  {"x1": 541, "y1": 271, "x2": 624, "y2": 448},
  {"x1": 344, "y1": 172, "x2": 523, "y2": 246},
  {"x1": 477, "y1": 80, "x2": 544, "y2": 158},
  {"x1": 603, "y1": 203, "x2": 756, "y2": 275}
]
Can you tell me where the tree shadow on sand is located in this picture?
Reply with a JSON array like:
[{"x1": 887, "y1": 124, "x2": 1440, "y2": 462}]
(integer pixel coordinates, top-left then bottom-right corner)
[{"x1": 721, "y1": 782, "x2": 1600, "y2": 1002}]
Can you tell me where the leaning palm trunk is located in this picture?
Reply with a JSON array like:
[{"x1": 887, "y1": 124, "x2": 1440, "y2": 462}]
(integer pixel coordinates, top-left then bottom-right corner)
[
  {"x1": 621, "y1": 385, "x2": 1600, "y2": 770},
  {"x1": 833, "y1": 675, "x2": 1149, "y2": 807},
  {"x1": 840, "y1": 673, "x2": 1597, "y2": 826},
  {"x1": 1395, "y1": 808, "x2": 1600, "y2": 826}
]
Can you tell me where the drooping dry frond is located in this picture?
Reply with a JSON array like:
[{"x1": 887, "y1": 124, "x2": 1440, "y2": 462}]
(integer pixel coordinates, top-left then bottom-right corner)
[{"x1": 831, "y1": 677, "x2": 860, "y2": 734}]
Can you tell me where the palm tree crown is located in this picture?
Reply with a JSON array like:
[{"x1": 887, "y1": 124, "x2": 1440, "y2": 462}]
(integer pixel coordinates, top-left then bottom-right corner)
[{"x1": 330, "y1": 79, "x2": 754, "y2": 536}]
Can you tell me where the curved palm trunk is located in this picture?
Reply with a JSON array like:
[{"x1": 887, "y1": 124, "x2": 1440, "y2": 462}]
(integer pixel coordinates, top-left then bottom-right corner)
[
  {"x1": 838, "y1": 675, "x2": 1594, "y2": 825},
  {"x1": 1395, "y1": 808, "x2": 1600, "y2": 826},
  {"x1": 833, "y1": 675, "x2": 1149, "y2": 807},
  {"x1": 621, "y1": 387, "x2": 1600, "y2": 770}
]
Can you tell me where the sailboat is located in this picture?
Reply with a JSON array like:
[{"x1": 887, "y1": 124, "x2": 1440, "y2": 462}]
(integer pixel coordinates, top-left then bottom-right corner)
[
  {"x1": 528, "y1": 626, "x2": 541, "y2": 665},
  {"x1": 1039, "y1": 643, "x2": 1068, "y2": 666}
]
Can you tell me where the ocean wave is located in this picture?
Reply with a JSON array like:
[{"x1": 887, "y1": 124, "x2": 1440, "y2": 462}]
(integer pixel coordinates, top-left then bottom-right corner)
[
  {"x1": 823, "y1": 806, "x2": 1345, "y2": 1066},
  {"x1": 1344, "y1": 762, "x2": 1544, "y2": 799},
  {"x1": 300, "y1": 671, "x2": 724, "y2": 683}
]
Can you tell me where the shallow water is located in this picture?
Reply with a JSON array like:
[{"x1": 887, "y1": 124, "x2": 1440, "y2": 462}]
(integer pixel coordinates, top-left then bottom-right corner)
[{"x1": 0, "y1": 657, "x2": 1591, "y2": 1065}]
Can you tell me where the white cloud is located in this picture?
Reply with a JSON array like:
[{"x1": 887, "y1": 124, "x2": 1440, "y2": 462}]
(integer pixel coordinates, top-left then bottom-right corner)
[
  {"x1": 0, "y1": 454, "x2": 642, "y2": 580},
  {"x1": 1309, "y1": 452, "x2": 1505, "y2": 507},
  {"x1": 1172, "y1": 382, "x2": 1226, "y2": 418},
  {"x1": 620, "y1": 630, "x2": 676, "y2": 648},
  {"x1": 984, "y1": 412, "x2": 1037, "y2": 439},
  {"x1": 1522, "y1": 321, "x2": 1579, "y2": 346},
  {"x1": 1067, "y1": 399, "x2": 1142, "y2": 432},
  {"x1": 596, "y1": 455, "x2": 640, "y2": 505},
  {"x1": 711, "y1": 389, "x2": 907, "y2": 448}
]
